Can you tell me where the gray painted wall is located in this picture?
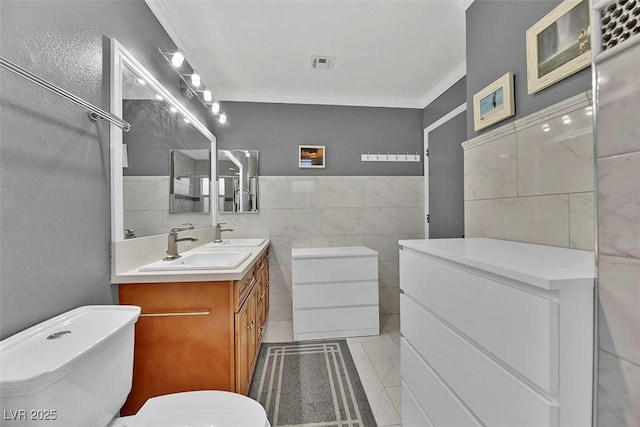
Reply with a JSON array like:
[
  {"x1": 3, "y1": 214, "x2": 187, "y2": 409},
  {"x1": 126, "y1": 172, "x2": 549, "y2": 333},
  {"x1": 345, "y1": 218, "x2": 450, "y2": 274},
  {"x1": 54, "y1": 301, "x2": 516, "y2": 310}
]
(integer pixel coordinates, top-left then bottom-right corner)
[
  {"x1": 123, "y1": 100, "x2": 210, "y2": 176},
  {"x1": 423, "y1": 76, "x2": 466, "y2": 129},
  {"x1": 466, "y1": 0, "x2": 592, "y2": 138},
  {"x1": 0, "y1": 0, "x2": 212, "y2": 339},
  {"x1": 211, "y1": 102, "x2": 424, "y2": 176}
]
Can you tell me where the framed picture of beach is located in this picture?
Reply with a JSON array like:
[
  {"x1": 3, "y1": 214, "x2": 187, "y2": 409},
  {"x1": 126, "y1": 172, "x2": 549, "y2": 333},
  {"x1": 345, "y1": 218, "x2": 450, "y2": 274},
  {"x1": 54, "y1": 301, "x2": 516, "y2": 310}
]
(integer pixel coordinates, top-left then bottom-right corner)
[
  {"x1": 526, "y1": 0, "x2": 591, "y2": 94},
  {"x1": 473, "y1": 72, "x2": 515, "y2": 132},
  {"x1": 299, "y1": 145, "x2": 325, "y2": 168}
]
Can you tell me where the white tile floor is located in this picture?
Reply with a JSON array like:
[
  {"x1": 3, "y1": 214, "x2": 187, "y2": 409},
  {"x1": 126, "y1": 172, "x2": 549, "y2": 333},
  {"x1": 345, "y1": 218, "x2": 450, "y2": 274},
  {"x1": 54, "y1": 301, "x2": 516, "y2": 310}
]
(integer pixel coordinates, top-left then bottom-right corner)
[{"x1": 262, "y1": 314, "x2": 402, "y2": 427}]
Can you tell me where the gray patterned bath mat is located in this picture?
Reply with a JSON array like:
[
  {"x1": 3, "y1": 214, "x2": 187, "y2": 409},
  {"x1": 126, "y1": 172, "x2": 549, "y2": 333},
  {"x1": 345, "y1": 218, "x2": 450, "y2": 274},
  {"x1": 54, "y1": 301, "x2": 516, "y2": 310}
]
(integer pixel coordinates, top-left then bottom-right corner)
[{"x1": 249, "y1": 339, "x2": 378, "y2": 427}]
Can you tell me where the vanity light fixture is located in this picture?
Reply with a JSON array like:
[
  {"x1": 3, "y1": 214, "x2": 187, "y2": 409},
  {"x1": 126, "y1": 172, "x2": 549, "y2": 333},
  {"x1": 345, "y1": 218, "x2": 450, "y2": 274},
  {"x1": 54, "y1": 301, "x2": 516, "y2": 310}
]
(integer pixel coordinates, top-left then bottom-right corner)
[
  {"x1": 183, "y1": 118, "x2": 191, "y2": 124},
  {"x1": 155, "y1": 94, "x2": 164, "y2": 101},
  {"x1": 170, "y1": 106, "x2": 178, "y2": 113},
  {"x1": 562, "y1": 115, "x2": 572, "y2": 125},
  {"x1": 171, "y1": 50, "x2": 185, "y2": 67},
  {"x1": 585, "y1": 106, "x2": 593, "y2": 116},
  {"x1": 159, "y1": 47, "x2": 227, "y2": 122},
  {"x1": 542, "y1": 123, "x2": 551, "y2": 132},
  {"x1": 137, "y1": 78, "x2": 146, "y2": 85},
  {"x1": 190, "y1": 70, "x2": 201, "y2": 87}
]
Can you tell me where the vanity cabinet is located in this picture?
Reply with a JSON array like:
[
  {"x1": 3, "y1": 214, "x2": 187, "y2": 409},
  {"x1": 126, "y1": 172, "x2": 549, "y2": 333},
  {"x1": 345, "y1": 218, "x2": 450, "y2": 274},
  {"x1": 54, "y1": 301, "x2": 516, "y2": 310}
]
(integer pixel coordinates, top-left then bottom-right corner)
[{"x1": 119, "y1": 249, "x2": 269, "y2": 415}]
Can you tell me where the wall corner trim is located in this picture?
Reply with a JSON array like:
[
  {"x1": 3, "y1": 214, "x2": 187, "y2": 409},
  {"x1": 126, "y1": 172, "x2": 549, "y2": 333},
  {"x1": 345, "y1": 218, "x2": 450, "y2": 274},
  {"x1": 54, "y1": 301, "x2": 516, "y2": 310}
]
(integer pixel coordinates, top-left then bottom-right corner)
[
  {"x1": 462, "y1": 91, "x2": 592, "y2": 151},
  {"x1": 420, "y1": 61, "x2": 467, "y2": 109}
]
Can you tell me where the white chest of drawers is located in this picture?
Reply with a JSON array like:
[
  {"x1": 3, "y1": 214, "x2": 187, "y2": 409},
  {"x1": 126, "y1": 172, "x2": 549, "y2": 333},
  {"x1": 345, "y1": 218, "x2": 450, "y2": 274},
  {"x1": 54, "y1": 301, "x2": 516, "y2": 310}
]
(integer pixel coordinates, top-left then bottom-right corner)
[
  {"x1": 292, "y1": 246, "x2": 379, "y2": 341},
  {"x1": 399, "y1": 238, "x2": 595, "y2": 427}
]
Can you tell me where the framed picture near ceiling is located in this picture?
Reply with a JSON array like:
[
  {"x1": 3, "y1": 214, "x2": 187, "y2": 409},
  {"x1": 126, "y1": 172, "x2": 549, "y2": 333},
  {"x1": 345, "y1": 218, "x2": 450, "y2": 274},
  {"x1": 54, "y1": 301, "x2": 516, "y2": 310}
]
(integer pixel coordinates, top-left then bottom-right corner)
[
  {"x1": 299, "y1": 145, "x2": 325, "y2": 168},
  {"x1": 526, "y1": 0, "x2": 591, "y2": 94},
  {"x1": 473, "y1": 72, "x2": 515, "y2": 132}
]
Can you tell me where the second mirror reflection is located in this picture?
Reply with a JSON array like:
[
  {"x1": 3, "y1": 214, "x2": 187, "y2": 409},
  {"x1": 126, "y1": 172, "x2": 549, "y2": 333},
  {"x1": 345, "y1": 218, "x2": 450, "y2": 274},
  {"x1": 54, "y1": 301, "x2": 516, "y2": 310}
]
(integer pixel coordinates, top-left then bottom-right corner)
[{"x1": 218, "y1": 149, "x2": 259, "y2": 213}]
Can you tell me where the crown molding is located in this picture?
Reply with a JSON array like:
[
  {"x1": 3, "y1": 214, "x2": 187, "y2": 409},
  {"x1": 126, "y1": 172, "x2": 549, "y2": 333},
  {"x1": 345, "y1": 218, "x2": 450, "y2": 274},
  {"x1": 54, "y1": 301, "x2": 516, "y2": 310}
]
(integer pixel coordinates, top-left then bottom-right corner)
[
  {"x1": 217, "y1": 92, "x2": 424, "y2": 109},
  {"x1": 420, "y1": 61, "x2": 467, "y2": 109}
]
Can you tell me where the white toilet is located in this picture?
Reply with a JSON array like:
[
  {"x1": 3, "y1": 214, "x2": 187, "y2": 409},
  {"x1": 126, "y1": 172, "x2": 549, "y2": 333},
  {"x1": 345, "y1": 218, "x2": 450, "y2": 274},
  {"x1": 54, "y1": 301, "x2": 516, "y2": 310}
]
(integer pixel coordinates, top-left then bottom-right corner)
[{"x1": 0, "y1": 305, "x2": 270, "y2": 427}]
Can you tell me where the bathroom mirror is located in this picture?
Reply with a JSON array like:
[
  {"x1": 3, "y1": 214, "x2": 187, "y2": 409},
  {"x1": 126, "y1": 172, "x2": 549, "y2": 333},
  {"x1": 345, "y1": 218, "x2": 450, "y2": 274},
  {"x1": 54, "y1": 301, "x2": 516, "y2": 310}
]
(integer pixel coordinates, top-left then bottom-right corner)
[
  {"x1": 218, "y1": 149, "x2": 259, "y2": 213},
  {"x1": 170, "y1": 149, "x2": 211, "y2": 214},
  {"x1": 110, "y1": 39, "x2": 216, "y2": 242}
]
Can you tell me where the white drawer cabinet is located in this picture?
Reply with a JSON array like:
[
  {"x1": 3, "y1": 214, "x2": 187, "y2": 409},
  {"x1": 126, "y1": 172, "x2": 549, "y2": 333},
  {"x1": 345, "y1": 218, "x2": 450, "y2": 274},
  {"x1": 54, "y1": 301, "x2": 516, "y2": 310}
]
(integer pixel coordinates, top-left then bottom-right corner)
[
  {"x1": 292, "y1": 246, "x2": 379, "y2": 341},
  {"x1": 399, "y1": 238, "x2": 595, "y2": 427}
]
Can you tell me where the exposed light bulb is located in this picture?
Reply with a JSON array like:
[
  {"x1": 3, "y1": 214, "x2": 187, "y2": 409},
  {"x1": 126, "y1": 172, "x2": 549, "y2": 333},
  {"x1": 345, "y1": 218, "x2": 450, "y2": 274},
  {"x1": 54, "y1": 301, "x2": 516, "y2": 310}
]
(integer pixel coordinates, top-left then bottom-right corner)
[
  {"x1": 203, "y1": 90, "x2": 212, "y2": 102},
  {"x1": 170, "y1": 106, "x2": 177, "y2": 113},
  {"x1": 219, "y1": 113, "x2": 227, "y2": 124},
  {"x1": 542, "y1": 123, "x2": 550, "y2": 132},
  {"x1": 585, "y1": 106, "x2": 593, "y2": 116},
  {"x1": 155, "y1": 94, "x2": 164, "y2": 101},
  {"x1": 562, "y1": 115, "x2": 571, "y2": 125},
  {"x1": 137, "y1": 78, "x2": 146, "y2": 85},
  {"x1": 171, "y1": 50, "x2": 185, "y2": 67},
  {"x1": 211, "y1": 102, "x2": 220, "y2": 114},
  {"x1": 183, "y1": 118, "x2": 190, "y2": 124},
  {"x1": 191, "y1": 70, "x2": 201, "y2": 87}
]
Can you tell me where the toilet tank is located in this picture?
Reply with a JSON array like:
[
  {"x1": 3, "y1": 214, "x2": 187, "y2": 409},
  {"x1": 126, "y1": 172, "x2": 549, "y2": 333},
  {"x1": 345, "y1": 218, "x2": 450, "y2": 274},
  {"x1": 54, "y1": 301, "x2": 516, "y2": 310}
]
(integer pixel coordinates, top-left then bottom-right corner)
[{"x1": 0, "y1": 305, "x2": 141, "y2": 427}]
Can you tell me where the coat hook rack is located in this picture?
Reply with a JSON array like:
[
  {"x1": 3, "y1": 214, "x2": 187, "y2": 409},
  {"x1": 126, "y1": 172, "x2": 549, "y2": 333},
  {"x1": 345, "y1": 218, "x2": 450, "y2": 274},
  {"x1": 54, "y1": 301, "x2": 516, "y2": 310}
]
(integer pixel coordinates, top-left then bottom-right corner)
[{"x1": 360, "y1": 152, "x2": 421, "y2": 162}]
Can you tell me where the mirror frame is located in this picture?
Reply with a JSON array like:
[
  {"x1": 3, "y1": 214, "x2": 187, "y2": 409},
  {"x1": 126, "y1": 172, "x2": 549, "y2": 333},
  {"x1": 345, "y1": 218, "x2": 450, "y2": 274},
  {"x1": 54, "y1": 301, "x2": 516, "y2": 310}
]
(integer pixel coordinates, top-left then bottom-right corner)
[{"x1": 109, "y1": 39, "x2": 216, "y2": 242}]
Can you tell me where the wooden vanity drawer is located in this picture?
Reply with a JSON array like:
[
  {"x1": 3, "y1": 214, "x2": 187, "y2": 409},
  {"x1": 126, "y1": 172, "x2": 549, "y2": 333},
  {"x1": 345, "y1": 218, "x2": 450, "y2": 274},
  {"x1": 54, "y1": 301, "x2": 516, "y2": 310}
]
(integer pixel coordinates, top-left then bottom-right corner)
[{"x1": 235, "y1": 270, "x2": 256, "y2": 312}]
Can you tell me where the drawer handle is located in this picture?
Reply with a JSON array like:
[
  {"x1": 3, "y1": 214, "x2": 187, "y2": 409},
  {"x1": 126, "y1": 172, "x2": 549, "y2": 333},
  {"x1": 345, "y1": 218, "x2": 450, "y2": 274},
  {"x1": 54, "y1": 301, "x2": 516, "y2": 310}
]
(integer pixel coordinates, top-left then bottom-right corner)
[
  {"x1": 258, "y1": 325, "x2": 265, "y2": 336},
  {"x1": 247, "y1": 320, "x2": 255, "y2": 330},
  {"x1": 140, "y1": 310, "x2": 211, "y2": 317}
]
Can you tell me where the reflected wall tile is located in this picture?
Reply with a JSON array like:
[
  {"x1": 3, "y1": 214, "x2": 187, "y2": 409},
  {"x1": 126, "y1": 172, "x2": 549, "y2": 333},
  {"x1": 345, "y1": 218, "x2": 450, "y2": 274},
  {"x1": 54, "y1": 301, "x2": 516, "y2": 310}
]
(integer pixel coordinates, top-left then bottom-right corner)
[
  {"x1": 365, "y1": 180, "x2": 418, "y2": 208},
  {"x1": 597, "y1": 43, "x2": 640, "y2": 158},
  {"x1": 123, "y1": 178, "x2": 168, "y2": 211},
  {"x1": 311, "y1": 180, "x2": 365, "y2": 208},
  {"x1": 598, "y1": 152, "x2": 640, "y2": 259},
  {"x1": 311, "y1": 234, "x2": 366, "y2": 247},
  {"x1": 269, "y1": 236, "x2": 313, "y2": 265},
  {"x1": 268, "y1": 263, "x2": 292, "y2": 293},
  {"x1": 597, "y1": 350, "x2": 640, "y2": 427},
  {"x1": 374, "y1": 208, "x2": 423, "y2": 234},
  {"x1": 463, "y1": 134, "x2": 517, "y2": 201},
  {"x1": 123, "y1": 210, "x2": 163, "y2": 238},
  {"x1": 465, "y1": 195, "x2": 569, "y2": 248},
  {"x1": 517, "y1": 110, "x2": 594, "y2": 196},
  {"x1": 569, "y1": 192, "x2": 595, "y2": 251},
  {"x1": 259, "y1": 179, "x2": 311, "y2": 209},
  {"x1": 599, "y1": 255, "x2": 640, "y2": 366},
  {"x1": 321, "y1": 208, "x2": 375, "y2": 235},
  {"x1": 266, "y1": 208, "x2": 321, "y2": 236}
]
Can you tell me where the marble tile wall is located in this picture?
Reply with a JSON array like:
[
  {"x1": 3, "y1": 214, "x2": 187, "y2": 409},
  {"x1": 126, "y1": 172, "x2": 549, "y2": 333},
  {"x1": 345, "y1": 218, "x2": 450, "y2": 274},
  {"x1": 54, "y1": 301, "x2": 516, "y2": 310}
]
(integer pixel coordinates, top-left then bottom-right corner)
[
  {"x1": 595, "y1": 42, "x2": 640, "y2": 426},
  {"x1": 219, "y1": 176, "x2": 424, "y2": 317},
  {"x1": 123, "y1": 176, "x2": 213, "y2": 238},
  {"x1": 463, "y1": 92, "x2": 595, "y2": 251}
]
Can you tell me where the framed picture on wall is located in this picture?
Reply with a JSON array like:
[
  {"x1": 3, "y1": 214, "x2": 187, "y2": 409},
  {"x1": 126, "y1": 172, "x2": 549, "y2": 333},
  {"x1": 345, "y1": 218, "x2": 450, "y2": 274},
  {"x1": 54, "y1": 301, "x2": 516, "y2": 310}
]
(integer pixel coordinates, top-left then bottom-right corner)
[
  {"x1": 473, "y1": 72, "x2": 515, "y2": 132},
  {"x1": 299, "y1": 145, "x2": 325, "y2": 168},
  {"x1": 526, "y1": 0, "x2": 591, "y2": 94}
]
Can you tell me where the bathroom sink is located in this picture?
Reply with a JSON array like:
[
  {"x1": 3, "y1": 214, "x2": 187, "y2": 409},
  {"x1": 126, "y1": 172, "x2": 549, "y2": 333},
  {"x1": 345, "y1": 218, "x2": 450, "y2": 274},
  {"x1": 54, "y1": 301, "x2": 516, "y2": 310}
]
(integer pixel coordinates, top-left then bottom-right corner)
[
  {"x1": 205, "y1": 238, "x2": 266, "y2": 247},
  {"x1": 139, "y1": 251, "x2": 252, "y2": 271}
]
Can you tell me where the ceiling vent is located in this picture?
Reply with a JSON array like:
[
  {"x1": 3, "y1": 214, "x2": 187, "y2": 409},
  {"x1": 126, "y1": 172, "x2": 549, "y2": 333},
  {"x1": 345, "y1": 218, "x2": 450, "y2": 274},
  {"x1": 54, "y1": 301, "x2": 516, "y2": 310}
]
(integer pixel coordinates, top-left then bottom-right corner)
[{"x1": 310, "y1": 55, "x2": 335, "y2": 70}]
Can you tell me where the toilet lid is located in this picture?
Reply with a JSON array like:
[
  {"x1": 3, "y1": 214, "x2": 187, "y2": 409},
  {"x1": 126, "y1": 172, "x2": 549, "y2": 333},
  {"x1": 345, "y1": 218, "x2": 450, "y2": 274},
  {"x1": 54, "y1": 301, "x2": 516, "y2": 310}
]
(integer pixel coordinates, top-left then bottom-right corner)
[{"x1": 131, "y1": 391, "x2": 269, "y2": 427}]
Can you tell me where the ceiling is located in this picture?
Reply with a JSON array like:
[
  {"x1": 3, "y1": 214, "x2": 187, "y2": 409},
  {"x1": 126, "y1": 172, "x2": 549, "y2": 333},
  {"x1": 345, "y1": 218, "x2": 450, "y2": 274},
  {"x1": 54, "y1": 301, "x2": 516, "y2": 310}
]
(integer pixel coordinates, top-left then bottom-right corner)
[{"x1": 145, "y1": 0, "x2": 473, "y2": 109}]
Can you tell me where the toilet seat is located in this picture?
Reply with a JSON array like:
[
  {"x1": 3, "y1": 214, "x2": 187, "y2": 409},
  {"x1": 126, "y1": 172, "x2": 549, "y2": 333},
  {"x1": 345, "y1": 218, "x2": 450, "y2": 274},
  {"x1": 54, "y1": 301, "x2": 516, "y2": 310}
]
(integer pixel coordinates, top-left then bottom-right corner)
[{"x1": 113, "y1": 391, "x2": 270, "y2": 427}]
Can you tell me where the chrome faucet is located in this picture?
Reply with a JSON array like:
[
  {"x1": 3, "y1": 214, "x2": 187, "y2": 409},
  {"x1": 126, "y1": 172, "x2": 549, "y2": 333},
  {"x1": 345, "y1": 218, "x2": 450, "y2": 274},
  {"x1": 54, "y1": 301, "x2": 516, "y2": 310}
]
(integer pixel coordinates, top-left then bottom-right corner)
[
  {"x1": 214, "y1": 222, "x2": 234, "y2": 243},
  {"x1": 164, "y1": 227, "x2": 198, "y2": 261}
]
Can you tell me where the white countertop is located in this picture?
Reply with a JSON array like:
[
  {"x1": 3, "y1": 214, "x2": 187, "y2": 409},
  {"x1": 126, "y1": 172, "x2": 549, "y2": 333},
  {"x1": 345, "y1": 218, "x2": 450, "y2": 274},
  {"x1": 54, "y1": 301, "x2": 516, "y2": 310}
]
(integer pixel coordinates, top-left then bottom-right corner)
[
  {"x1": 400, "y1": 238, "x2": 595, "y2": 290},
  {"x1": 114, "y1": 240, "x2": 270, "y2": 284},
  {"x1": 292, "y1": 246, "x2": 378, "y2": 259}
]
